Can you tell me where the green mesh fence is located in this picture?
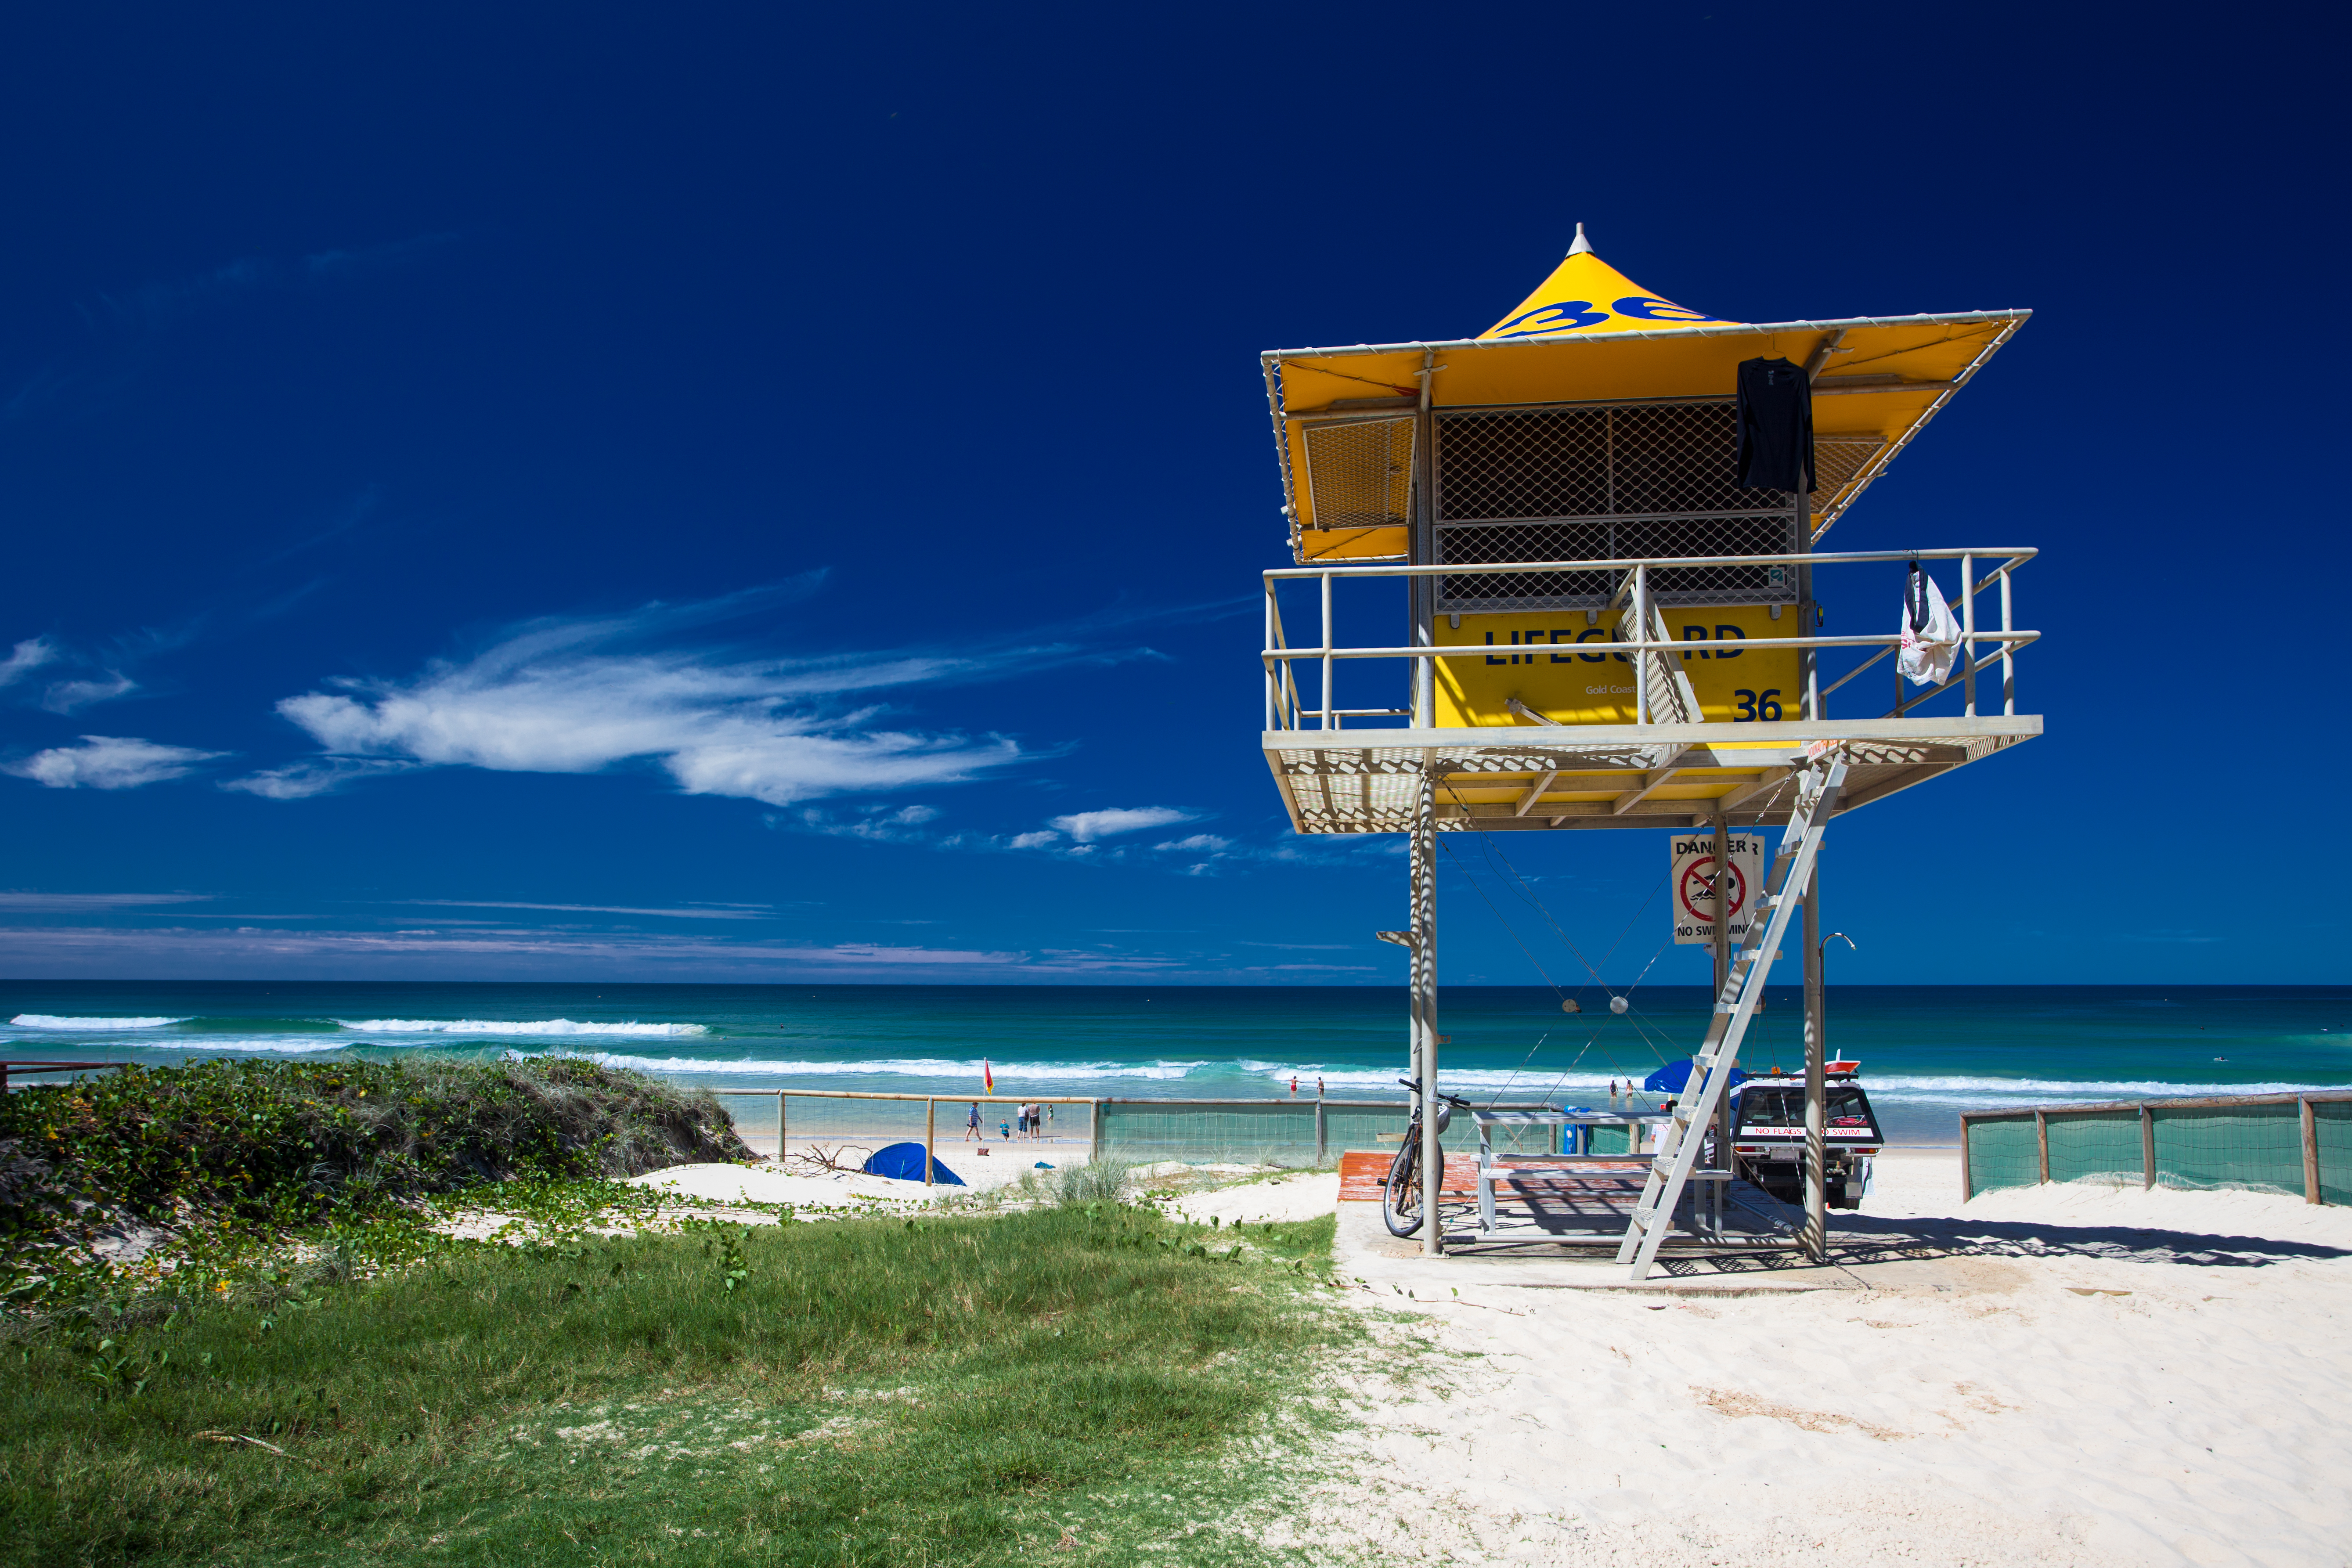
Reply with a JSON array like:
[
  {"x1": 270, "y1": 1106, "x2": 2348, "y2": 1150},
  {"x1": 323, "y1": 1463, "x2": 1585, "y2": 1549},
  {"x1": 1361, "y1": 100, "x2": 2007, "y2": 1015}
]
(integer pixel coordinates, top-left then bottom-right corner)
[
  {"x1": 711, "y1": 1094, "x2": 1092, "y2": 1165},
  {"x1": 1093, "y1": 1100, "x2": 1559, "y2": 1168},
  {"x1": 1098, "y1": 1101, "x2": 1322, "y2": 1167},
  {"x1": 1582, "y1": 1123, "x2": 1638, "y2": 1155},
  {"x1": 2045, "y1": 1110, "x2": 2144, "y2": 1185},
  {"x1": 1963, "y1": 1115, "x2": 2040, "y2": 1197},
  {"x1": 2151, "y1": 1104, "x2": 2304, "y2": 1196},
  {"x1": 2317, "y1": 1102, "x2": 2352, "y2": 1207},
  {"x1": 1319, "y1": 1103, "x2": 1413, "y2": 1161}
]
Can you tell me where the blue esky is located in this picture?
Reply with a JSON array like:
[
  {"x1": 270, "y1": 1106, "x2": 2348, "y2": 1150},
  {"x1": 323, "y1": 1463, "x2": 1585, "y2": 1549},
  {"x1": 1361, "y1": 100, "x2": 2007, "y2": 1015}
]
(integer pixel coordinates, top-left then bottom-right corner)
[{"x1": 0, "y1": 3, "x2": 2337, "y2": 985}]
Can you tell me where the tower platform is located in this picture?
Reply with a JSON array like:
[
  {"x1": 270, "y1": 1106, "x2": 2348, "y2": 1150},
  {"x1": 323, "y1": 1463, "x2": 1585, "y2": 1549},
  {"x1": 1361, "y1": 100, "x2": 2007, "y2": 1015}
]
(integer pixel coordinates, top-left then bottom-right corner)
[{"x1": 1266, "y1": 714, "x2": 2039, "y2": 835}]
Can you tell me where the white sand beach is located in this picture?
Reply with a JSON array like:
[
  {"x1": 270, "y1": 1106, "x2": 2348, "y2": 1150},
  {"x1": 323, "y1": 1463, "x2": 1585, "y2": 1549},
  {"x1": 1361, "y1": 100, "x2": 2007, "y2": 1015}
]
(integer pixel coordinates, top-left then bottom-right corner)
[
  {"x1": 1298, "y1": 1149, "x2": 2352, "y2": 1567},
  {"x1": 473, "y1": 1145, "x2": 2351, "y2": 1564}
]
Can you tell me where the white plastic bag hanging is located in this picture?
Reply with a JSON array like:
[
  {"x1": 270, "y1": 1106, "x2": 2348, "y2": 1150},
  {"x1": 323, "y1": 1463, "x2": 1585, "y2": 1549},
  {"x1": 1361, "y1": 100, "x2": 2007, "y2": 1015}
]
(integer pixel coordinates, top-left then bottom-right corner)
[{"x1": 1897, "y1": 562, "x2": 1961, "y2": 687}]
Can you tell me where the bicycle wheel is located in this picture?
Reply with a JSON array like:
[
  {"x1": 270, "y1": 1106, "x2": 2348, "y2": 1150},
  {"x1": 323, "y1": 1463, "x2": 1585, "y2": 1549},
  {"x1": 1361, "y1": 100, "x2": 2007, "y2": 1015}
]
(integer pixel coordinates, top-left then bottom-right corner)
[{"x1": 1382, "y1": 1133, "x2": 1422, "y2": 1237}]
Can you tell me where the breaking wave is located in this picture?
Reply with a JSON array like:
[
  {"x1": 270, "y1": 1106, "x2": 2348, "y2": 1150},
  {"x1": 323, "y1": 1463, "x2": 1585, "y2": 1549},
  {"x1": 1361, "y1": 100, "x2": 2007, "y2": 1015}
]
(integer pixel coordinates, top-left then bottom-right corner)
[
  {"x1": 539, "y1": 1053, "x2": 1211, "y2": 1081},
  {"x1": 10, "y1": 1015, "x2": 189, "y2": 1030},
  {"x1": 335, "y1": 1018, "x2": 711, "y2": 1038}
]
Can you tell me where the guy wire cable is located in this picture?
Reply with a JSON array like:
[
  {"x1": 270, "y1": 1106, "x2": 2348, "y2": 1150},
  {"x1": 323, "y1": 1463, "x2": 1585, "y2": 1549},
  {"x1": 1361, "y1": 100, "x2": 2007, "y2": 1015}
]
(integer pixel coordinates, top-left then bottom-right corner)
[
  {"x1": 1436, "y1": 835, "x2": 1568, "y2": 1003},
  {"x1": 1437, "y1": 778, "x2": 1613, "y2": 993}
]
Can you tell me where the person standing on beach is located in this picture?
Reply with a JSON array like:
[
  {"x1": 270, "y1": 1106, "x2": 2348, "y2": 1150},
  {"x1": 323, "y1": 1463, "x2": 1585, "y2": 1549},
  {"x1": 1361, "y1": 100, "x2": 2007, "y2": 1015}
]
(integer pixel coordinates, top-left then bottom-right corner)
[
  {"x1": 1290, "y1": 1076, "x2": 1299, "y2": 1097},
  {"x1": 1317, "y1": 1076, "x2": 1324, "y2": 1099},
  {"x1": 964, "y1": 1103, "x2": 981, "y2": 1142}
]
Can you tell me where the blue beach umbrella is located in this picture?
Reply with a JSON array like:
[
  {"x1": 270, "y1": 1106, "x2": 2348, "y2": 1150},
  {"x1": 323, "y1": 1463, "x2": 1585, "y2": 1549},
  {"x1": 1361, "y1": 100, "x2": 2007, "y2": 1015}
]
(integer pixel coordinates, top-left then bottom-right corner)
[{"x1": 1641, "y1": 1060, "x2": 1750, "y2": 1096}]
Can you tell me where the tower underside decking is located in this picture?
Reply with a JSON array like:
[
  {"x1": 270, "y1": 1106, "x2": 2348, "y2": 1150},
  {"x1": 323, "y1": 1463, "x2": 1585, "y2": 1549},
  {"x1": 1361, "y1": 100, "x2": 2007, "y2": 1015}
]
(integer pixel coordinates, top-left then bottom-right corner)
[{"x1": 1264, "y1": 715, "x2": 2039, "y2": 834}]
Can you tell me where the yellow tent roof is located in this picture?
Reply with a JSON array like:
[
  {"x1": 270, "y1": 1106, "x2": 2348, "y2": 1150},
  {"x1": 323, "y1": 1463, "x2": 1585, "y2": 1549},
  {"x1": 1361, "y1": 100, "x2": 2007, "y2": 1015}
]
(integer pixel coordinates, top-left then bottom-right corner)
[
  {"x1": 1268, "y1": 227, "x2": 2029, "y2": 561},
  {"x1": 1481, "y1": 223, "x2": 1742, "y2": 340}
]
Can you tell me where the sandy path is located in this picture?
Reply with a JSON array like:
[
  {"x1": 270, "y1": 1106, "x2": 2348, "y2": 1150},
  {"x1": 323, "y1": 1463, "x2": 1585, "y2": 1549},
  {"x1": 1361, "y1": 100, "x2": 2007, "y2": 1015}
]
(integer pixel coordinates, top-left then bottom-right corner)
[{"x1": 1284, "y1": 1151, "x2": 2352, "y2": 1566}]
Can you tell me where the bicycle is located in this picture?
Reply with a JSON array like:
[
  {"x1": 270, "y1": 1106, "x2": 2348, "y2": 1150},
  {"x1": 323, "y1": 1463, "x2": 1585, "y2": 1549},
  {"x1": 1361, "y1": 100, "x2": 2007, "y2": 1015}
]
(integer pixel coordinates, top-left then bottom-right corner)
[{"x1": 1382, "y1": 1078, "x2": 1474, "y2": 1238}]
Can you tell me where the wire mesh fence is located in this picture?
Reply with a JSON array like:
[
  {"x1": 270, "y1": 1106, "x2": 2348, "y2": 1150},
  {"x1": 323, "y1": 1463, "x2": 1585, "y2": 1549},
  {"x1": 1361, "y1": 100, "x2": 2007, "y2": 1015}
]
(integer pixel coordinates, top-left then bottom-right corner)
[
  {"x1": 706, "y1": 1092, "x2": 1566, "y2": 1174},
  {"x1": 2318, "y1": 1101, "x2": 2352, "y2": 1206},
  {"x1": 1962, "y1": 1115, "x2": 2041, "y2": 1195},
  {"x1": 2045, "y1": 1110, "x2": 2143, "y2": 1185},
  {"x1": 1963, "y1": 1093, "x2": 2349, "y2": 1202}
]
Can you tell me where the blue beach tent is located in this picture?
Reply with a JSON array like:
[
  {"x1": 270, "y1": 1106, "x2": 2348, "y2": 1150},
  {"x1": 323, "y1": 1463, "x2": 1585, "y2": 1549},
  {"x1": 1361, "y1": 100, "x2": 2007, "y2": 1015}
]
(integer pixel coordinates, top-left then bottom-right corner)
[
  {"x1": 1641, "y1": 1061, "x2": 1750, "y2": 1096},
  {"x1": 860, "y1": 1142, "x2": 967, "y2": 1185}
]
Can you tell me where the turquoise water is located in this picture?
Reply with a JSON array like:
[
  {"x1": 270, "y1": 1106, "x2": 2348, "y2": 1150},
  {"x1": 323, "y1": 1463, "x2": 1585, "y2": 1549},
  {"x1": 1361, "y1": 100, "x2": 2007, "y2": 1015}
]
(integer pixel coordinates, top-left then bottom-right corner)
[{"x1": 3, "y1": 982, "x2": 2348, "y2": 1145}]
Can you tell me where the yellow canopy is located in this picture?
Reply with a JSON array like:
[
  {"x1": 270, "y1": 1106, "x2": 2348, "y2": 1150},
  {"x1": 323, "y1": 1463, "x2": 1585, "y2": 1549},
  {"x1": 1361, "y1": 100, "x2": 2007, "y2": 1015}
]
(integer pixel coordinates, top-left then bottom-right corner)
[
  {"x1": 1482, "y1": 223, "x2": 1740, "y2": 340},
  {"x1": 1269, "y1": 227, "x2": 2029, "y2": 562}
]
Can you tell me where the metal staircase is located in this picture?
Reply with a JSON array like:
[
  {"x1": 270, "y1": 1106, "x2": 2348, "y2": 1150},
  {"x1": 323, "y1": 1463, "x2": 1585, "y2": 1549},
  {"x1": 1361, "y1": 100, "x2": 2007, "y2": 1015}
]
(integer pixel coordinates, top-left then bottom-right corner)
[{"x1": 1615, "y1": 745, "x2": 1850, "y2": 1280}]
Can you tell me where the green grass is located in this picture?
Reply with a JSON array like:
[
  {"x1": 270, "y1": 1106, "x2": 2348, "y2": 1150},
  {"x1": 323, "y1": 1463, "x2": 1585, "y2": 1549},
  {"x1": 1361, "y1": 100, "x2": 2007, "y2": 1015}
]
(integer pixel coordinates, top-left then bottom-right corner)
[{"x1": 2, "y1": 1202, "x2": 1350, "y2": 1567}]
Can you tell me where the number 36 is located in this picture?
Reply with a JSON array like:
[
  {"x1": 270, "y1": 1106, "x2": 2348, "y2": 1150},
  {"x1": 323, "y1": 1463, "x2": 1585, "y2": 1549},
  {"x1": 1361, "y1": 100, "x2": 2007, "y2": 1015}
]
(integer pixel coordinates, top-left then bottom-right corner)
[{"x1": 1733, "y1": 688, "x2": 1782, "y2": 721}]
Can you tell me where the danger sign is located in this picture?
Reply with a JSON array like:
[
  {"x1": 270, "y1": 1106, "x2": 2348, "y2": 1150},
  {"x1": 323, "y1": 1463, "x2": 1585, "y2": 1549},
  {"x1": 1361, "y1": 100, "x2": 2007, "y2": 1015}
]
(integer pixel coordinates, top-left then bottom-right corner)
[{"x1": 1670, "y1": 833, "x2": 1765, "y2": 946}]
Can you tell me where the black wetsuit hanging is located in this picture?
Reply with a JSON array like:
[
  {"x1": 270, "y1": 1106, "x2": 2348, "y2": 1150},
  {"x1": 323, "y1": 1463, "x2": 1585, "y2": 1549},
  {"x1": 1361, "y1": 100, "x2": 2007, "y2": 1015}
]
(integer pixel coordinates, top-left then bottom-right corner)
[{"x1": 1734, "y1": 356, "x2": 1815, "y2": 493}]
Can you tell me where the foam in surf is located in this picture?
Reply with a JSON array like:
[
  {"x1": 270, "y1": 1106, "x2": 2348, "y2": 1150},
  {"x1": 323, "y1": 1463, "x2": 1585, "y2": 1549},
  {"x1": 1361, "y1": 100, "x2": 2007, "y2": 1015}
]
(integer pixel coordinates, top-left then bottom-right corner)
[{"x1": 335, "y1": 1018, "x2": 711, "y2": 1037}]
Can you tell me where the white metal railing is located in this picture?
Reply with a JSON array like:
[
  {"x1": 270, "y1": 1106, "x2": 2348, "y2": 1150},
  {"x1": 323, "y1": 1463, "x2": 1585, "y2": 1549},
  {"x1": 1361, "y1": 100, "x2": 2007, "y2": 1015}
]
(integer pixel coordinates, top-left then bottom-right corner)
[{"x1": 1261, "y1": 546, "x2": 2037, "y2": 732}]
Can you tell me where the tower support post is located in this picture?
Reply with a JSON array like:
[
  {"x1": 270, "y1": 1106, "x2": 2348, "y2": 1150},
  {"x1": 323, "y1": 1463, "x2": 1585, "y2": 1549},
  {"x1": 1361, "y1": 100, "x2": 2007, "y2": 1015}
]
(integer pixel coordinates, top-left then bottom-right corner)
[
  {"x1": 1802, "y1": 861, "x2": 1827, "y2": 1262},
  {"x1": 1412, "y1": 765, "x2": 1443, "y2": 1256},
  {"x1": 1710, "y1": 808, "x2": 1731, "y2": 1239}
]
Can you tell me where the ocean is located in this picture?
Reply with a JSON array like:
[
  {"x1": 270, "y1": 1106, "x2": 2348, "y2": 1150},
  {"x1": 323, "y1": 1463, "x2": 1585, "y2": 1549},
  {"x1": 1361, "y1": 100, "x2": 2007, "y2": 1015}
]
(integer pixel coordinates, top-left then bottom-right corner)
[{"x1": 2, "y1": 981, "x2": 2347, "y2": 1145}]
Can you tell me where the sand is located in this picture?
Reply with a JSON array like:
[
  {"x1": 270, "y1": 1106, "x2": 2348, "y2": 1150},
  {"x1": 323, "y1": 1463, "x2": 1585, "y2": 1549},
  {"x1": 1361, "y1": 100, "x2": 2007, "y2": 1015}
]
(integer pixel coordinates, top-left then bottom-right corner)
[{"x1": 1291, "y1": 1149, "x2": 2352, "y2": 1567}]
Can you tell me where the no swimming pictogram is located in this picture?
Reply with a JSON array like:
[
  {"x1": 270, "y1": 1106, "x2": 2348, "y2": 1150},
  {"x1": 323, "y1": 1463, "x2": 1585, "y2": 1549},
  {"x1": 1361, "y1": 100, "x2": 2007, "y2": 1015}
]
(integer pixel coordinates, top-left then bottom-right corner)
[{"x1": 1667, "y1": 834, "x2": 1764, "y2": 946}]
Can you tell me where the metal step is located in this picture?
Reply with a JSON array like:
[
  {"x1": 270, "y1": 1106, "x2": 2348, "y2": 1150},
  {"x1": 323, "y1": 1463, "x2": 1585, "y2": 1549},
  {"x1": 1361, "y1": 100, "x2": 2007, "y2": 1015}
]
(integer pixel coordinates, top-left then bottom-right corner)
[{"x1": 1614, "y1": 748, "x2": 1849, "y2": 1281}]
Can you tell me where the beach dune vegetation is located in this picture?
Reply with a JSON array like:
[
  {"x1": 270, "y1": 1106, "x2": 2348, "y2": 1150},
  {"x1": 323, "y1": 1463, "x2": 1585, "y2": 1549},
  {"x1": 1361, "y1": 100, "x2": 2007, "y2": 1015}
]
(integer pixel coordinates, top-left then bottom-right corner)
[
  {"x1": 0, "y1": 1056, "x2": 749, "y2": 1240},
  {"x1": 1, "y1": 1201, "x2": 1343, "y2": 1566}
]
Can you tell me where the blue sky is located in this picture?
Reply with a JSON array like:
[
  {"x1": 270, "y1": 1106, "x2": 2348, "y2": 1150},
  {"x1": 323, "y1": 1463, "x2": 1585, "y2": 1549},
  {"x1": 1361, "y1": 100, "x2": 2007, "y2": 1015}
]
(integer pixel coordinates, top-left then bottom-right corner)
[{"x1": 0, "y1": 3, "x2": 2337, "y2": 986}]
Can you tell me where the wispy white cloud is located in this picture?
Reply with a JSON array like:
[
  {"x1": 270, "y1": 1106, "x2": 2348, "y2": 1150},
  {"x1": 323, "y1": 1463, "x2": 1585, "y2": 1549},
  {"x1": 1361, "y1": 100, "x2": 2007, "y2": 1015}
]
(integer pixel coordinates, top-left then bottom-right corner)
[
  {"x1": 395, "y1": 899, "x2": 781, "y2": 921},
  {"x1": 0, "y1": 639, "x2": 59, "y2": 687},
  {"x1": 5, "y1": 735, "x2": 225, "y2": 790},
  {"x1": 0, "y1": 924, "x2": 1195, "y2": 981},
  {"x1": 1046, "y1": 807, "x2": 1199, "y2": 843},
  {"x1": 220, "y1": 758, "x2": 420, "y2": 800},
  {"x1": 40, "y1": 673, "x2": 138, "y2": 713},
  {"x1": 237, "y1": 585, "x2": 1153, "y2": 806},
  {"x1": 0, "y1": 891, "x2": 213, "y2": 911}
]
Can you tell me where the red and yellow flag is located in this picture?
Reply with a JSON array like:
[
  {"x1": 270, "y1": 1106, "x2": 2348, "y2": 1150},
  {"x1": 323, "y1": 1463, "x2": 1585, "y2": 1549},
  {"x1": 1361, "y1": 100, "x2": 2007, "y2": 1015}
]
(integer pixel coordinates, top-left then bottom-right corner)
[{"x1": 982, "y1": 1059, "x2": 994, "y2": 1094}]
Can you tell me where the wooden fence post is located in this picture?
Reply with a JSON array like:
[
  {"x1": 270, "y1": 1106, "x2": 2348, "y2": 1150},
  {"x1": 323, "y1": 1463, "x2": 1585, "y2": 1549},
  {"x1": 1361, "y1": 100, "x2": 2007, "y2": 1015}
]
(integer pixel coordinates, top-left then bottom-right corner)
[
  {"x1": 777, "y1": 1092, "x2": 787, "y2": 1163},
  {"x1": 1959, "y1": 1113, "x2": 1973, "y2": 1200},
  {"x1": 1315, "y1": 1100, "x2": 1327, "y2": 1166},
  {"x1": 2141, "y1": 1104, "x2": 2156, "y2": 1190},
  {"x1": 925, "y1": 1098, "x2": 936, "y2": 1186},
  {"x1": 2035, "y1": 1110, "x2": 2049, "y2": 1185},
  {"x1": 2305, "y1": 1098, "x2": 2323, "y2": 1206},
  {"x1": 1089, "y1": 1099, "x2": 1104, "y2": 1164}
]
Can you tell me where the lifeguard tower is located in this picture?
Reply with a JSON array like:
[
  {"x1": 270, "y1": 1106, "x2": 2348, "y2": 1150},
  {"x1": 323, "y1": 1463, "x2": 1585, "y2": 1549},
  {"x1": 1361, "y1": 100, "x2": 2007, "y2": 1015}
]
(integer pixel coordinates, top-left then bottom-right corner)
[{"x1": 1256, "y1": 228, "x2": 2040, "y2": 1276}]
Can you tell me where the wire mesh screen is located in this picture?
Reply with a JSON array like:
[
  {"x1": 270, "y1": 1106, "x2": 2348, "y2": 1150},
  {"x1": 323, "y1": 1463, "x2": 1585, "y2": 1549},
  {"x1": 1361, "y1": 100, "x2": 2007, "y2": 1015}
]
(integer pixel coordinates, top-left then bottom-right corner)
[
  {"x1": 1099, "y1": 1101, "x2": 1323, "y2": 1167},
  {"x1": 2318, "y1": 1101, "x2": 2352, "y2": 1206},
  {"x1": 1319, "y1": 1103, "x2": 1411, "y2": 1159},
  {"x1": 711, "y1": 1094, "x2": 1092, "y2": 1167},
  {"x1": 1963, "y1": 1114, "x2": 2040, "y2": 1197},
  {"x1": 2152, "y1": 1104, "x2": 2305, "y2": 1195},
  {"x1": 1301, "y1": 417, "x2": 1414, "y2": 531},
  {"x1": 1581, "y1": 1123, "x2": 1639, "y2": 1155},
  {"x1": 2045, "y1": 1111, "x2": 2145, "y2": 1184},
  {"x1": 1432, "y1": 401, "x2": 1800, "y2": 613}
]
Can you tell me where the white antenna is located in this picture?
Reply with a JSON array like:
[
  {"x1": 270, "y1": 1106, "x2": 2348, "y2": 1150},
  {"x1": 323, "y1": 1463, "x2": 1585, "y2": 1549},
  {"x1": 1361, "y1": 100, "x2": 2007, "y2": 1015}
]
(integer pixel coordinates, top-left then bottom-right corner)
[{"x1": 1566, "y1": 222, "x2": 1594, "y2": 256}]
